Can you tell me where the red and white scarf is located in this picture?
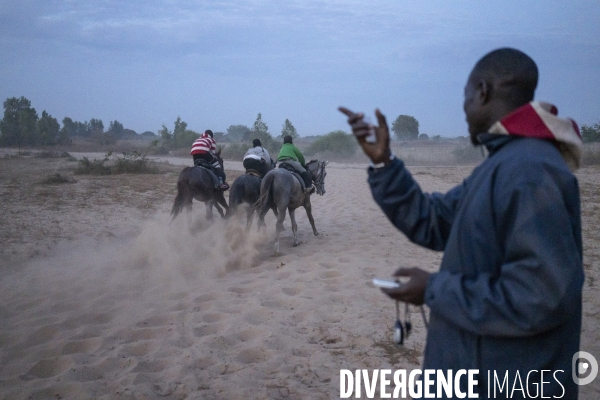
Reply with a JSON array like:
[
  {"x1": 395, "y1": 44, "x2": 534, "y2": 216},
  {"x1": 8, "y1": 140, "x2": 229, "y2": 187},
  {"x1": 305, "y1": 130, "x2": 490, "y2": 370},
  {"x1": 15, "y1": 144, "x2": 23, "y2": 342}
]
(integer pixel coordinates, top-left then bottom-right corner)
[{"x1": 489, "y1": 101, "x2": 583, "y2": 171}]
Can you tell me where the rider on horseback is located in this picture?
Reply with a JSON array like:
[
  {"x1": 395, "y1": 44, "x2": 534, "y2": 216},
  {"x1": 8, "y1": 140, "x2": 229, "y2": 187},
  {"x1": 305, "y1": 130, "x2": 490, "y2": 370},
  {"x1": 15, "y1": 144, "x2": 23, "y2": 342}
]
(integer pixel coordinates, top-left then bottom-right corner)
[
  {"x1": 243, "y1": 139, "x2": 275, "y2": 178},
  {"x1": 277, "y1": 135, "x2": 315, "y2": 195},
  {"x1": 191, "y1": 130, "x2": 229, "y2": 190}
]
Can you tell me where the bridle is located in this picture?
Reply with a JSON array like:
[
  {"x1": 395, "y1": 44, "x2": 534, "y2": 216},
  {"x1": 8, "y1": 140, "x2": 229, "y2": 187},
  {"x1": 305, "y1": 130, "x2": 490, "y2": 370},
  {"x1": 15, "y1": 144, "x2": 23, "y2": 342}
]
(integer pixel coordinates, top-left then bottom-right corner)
[{"x1": 308, "y1": 160, "x2": 328, "y2": 196}]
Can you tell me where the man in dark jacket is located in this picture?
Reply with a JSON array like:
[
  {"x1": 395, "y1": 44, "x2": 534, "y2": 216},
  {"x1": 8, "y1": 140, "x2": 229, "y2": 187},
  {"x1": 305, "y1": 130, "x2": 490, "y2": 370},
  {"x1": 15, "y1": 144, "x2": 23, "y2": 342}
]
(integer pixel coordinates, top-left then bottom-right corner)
[{"x1": 340, "y1": 48, "x2": 584, "y2": 398}]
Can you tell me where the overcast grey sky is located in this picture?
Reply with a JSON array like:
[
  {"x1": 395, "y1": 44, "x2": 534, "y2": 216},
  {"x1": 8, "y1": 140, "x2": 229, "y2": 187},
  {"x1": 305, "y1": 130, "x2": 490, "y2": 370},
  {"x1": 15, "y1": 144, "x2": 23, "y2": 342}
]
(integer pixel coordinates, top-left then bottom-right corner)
[{"x1": 1, "y1": 1, "x2": 599, "y2": 137}]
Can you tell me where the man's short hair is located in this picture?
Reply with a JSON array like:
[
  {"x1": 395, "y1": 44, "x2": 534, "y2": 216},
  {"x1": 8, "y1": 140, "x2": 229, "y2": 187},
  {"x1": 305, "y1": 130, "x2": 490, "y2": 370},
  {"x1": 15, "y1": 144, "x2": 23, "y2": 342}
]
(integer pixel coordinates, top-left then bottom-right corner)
[
  {"x1": 253, "y1": 139, "x2": 262, "y2": 147},
  {"x1": 283, "y1": 135, "x2": 293, "y2": 144},
  {"x1": 472, "y1": 48, "x2": 538, "y2": 108},
  {"x1": 205, "y1": 129, "x2": 214, "y2": 138}
]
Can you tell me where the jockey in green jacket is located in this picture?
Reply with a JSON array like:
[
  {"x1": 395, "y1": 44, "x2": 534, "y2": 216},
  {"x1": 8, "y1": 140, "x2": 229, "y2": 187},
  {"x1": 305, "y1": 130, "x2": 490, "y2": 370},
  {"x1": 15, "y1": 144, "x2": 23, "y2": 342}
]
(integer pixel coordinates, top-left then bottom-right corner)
[{"x1": 277, "y1": 135, "x2": 314, "y2": 194}]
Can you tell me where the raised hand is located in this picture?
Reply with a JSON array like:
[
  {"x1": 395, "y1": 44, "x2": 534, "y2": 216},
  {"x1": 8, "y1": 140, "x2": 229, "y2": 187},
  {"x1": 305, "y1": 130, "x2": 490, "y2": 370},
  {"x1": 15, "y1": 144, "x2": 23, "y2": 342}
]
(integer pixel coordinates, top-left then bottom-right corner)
[{"x1": 338, "y1": 107, "x2": 393, "y2": 166}]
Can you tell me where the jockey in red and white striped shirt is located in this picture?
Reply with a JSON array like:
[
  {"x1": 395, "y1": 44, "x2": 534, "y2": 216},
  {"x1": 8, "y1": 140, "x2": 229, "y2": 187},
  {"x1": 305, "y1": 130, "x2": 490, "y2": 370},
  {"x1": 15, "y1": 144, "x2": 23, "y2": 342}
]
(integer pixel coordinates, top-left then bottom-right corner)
[{"x1": 191, "y1": 130, "x2": 229, "y2": 190}]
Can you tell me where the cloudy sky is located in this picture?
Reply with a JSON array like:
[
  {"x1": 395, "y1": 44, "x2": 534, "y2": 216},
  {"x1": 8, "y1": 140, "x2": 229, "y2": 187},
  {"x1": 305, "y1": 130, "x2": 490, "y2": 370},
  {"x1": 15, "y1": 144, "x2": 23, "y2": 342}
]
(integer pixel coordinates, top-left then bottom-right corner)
[{"x1": 1, "y1": 1, "x2": 599, "y2": 137}]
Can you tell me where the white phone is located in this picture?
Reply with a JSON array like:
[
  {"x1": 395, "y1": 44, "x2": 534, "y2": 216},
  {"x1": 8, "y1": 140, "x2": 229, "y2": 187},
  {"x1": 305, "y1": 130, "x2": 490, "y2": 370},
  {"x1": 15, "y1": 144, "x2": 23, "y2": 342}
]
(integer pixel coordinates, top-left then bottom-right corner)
[{"x1": 372, "y1": 278, "x2": 402, "y2": 289}]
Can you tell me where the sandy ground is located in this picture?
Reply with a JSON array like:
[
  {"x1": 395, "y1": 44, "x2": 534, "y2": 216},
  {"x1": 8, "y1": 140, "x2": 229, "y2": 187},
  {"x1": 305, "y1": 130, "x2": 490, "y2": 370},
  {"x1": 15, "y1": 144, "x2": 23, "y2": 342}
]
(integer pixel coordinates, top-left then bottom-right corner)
[{"x1": 0, "y1": 151, "x2": 599, "y2": 399}]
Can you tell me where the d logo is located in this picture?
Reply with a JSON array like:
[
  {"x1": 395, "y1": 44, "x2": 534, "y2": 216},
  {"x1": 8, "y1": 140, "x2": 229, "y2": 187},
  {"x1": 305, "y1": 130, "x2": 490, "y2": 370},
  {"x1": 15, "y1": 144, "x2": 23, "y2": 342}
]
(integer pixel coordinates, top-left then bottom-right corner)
[{"x1": 572, "y1": 351, "x2": 598, "y2": 386}]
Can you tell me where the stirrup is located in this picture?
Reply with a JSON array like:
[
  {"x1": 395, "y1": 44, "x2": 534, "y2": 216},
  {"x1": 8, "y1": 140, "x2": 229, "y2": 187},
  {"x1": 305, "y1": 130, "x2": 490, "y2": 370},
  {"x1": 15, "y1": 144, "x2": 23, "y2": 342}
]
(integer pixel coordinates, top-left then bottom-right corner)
[{"x1": 219, "y1": 183, "x2": 230, "y2": 191}]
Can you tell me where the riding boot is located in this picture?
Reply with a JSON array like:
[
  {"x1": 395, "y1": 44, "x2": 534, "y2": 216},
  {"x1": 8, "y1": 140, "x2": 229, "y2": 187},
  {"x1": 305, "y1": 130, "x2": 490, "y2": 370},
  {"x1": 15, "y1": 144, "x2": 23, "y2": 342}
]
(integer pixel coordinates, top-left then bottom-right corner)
[
  {"x1": 216, "y1": 169, "x2": 229, "y2": 191},
  {"x1": 300, "y1": 171, "x2": 315, "y2": 194}
]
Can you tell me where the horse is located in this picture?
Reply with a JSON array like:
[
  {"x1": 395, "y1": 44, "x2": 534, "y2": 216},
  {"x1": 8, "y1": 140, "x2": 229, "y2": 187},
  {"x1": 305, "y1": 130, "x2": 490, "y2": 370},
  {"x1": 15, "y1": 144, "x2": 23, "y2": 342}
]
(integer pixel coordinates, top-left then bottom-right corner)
[
  {"x1": 254, "y1": 159, "x2": 328, "y2": 253},
  {"x1": 226, "y1": 159, "x2": 279, "y2": 230},
  {"x1": 170, "y1": 149, "x2": 229, "y2": 222},
  {"x1": 225, "y1": 172, "x2": 263, "y2": 229}
]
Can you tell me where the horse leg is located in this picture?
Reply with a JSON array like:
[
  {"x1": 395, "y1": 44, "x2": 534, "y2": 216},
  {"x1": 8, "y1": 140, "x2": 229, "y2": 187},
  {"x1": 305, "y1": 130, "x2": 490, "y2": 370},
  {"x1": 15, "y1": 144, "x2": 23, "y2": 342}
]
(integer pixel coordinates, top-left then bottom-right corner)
[
  {"x1": 288, "y1": 208, "x2": 299, "y2": 246},
  {"x1": 216, "y1": 192, "x2": 228, "y2": 218},
  {"x1": 214, "y1": 202, "x2": 225, "y2": 218},
  {"x1": 274, "y1": 205, "x2": 286, "y2": 254},
  {"x1": 205, "y1": 200, "x2": 214, "y2": 220},
  {"x1": 256, "y1": 205, "x2": 267, "y2": 231},
  {"x1": 245, "y1": 207, "x2": 254, "y2": 231},
  {"x1": 304, "y1": 197, "x2": 319, "y2": 236},
  {"x1": 271, "y1": 205, "x2": 285, "y2": 231}
]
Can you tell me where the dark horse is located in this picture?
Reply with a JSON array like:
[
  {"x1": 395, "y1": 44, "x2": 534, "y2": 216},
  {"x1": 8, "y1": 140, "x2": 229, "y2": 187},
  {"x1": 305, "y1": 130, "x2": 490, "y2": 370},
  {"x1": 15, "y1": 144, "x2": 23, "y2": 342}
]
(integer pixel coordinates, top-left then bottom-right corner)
[
  {"x1": 171, "y1": 149, "x2": 228, "y2": 221},
  {"x1": 254, "y1": 160, "x2": 328, "y2": 253},
  {"x1": 226, "y1": 163, "x2": 280, "y2": 230},
  {"x1": 225, "y1": 173, "x2": 263, "y2": 229}
]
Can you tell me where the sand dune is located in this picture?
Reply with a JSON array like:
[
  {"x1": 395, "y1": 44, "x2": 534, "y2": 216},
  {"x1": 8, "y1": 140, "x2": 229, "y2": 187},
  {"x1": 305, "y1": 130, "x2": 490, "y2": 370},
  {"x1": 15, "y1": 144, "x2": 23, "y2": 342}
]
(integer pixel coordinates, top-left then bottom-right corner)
[{"x1": 0, "y1": 155, "x2": 598, "y2": 399}]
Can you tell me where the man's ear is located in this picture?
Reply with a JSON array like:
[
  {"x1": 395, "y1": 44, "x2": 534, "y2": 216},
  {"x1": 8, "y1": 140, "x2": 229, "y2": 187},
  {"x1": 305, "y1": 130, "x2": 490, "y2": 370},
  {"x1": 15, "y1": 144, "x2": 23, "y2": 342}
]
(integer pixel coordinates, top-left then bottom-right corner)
[{"x1": 476, "y1": 79, "x2": 491, "y2": 105}]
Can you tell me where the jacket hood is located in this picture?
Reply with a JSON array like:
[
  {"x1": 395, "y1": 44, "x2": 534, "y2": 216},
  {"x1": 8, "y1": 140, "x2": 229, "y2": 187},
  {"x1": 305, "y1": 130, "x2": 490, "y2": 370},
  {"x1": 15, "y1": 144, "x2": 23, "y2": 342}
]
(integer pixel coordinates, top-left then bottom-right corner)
[{"x1": 488, "y1": 101, "x2": 583, "y2": 170}]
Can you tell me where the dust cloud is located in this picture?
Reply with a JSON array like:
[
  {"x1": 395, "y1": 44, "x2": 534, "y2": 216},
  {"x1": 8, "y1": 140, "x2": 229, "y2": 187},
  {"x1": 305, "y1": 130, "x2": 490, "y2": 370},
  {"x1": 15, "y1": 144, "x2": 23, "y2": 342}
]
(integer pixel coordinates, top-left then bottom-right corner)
[{"x1": 1, "y1": 206, "x2": 271, "y2": 329}]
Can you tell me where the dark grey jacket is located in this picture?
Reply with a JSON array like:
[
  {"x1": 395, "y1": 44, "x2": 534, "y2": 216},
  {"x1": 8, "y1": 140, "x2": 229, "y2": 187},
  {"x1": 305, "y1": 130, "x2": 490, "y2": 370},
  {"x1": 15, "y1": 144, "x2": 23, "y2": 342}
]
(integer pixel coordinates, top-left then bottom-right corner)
[{"x1": 369, "y1": 135, "x2": 583, "y2": 398}]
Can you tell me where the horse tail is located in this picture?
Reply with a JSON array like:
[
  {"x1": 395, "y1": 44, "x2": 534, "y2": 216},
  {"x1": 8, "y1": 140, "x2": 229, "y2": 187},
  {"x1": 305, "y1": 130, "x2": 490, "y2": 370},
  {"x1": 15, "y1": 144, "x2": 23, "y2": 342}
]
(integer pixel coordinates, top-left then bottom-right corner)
[
  {"x1": 171, "y1": 167, "x2": 192, "y2": 222},
  {"x1": 253, "y1": 172, "x2": 274, "y2": 215}
]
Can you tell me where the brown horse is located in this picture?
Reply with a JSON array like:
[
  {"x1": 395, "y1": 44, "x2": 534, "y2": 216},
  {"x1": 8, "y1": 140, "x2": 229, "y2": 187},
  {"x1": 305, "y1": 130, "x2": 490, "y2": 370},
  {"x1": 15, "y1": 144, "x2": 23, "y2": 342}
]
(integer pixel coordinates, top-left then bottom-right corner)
[
  {"x1": 171, "y1": 149, "x2": 229, "y2": 221},
  {"x1": 254, "y1": 160, "x2": 328, "y2": 253}
]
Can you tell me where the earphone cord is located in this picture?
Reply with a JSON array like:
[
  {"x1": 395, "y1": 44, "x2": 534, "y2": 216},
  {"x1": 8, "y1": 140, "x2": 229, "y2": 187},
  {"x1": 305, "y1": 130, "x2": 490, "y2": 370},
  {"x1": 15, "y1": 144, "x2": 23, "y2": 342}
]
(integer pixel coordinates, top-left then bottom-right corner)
[
  {"x1": 396, "y1": 301, "x2": 429, "y2": 330},
  {"x1": 420, "y1": 305, "x2": 429, "y2": 329}
]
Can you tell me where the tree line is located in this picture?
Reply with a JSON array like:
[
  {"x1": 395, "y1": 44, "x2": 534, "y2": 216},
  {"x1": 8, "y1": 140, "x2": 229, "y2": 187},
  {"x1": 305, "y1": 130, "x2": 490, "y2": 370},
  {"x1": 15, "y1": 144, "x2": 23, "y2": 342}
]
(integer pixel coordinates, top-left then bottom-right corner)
[
  {"x1": 0, "y1": 96, "x2": 303, "y2": 152},
  {"x1": 0, "y1": 96, "x2": 159, "y2": 147},
  {"x1": 581, "y1": 122, "x2": 600, "y2": 143},
  {"x1": 0, "y1": 96, "x2": 427, "y2": 150},
  {"x1": 8, "y1": 95, "x2": 592, "y2": 150},
  {"x1": 0, "y1": 95, "x2": 427, "y2": 150}
]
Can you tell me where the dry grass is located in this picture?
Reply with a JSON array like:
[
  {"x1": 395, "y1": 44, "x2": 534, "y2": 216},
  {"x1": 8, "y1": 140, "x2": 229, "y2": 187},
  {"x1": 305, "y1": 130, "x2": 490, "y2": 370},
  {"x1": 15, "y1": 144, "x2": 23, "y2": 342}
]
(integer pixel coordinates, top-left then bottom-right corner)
[{"x1": 0, "y1": 156, "x2": 179, "y2": 266}]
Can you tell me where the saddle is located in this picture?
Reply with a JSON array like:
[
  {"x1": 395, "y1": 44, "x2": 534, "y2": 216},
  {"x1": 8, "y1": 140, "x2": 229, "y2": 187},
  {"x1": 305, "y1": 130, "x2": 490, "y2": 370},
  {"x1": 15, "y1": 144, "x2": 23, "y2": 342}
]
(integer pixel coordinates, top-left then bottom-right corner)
[
  {"x1": 245, "y1": 169, "x2": 262, "y2": 178},
  {"x1": 193, "y1": 159, "x2": 220, "y2": 188},
  {"x1": 278, "y1": 163, "x2": 306, "y2": 192}
]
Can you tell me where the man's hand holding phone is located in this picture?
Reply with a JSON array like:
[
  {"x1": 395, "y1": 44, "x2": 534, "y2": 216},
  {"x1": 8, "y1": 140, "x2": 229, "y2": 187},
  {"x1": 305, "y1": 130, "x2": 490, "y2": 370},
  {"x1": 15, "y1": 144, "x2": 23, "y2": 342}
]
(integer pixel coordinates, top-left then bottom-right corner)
[{"x1": 373, "y1": 267, "x2": 431, "y2": 305}]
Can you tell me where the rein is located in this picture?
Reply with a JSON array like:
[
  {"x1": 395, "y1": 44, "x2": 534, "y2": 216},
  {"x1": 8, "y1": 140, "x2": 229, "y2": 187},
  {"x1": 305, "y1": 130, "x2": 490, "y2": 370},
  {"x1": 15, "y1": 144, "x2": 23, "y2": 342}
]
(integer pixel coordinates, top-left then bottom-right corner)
[{"x1": 308, "y1": 160, "x2": 327, "y2": 193}]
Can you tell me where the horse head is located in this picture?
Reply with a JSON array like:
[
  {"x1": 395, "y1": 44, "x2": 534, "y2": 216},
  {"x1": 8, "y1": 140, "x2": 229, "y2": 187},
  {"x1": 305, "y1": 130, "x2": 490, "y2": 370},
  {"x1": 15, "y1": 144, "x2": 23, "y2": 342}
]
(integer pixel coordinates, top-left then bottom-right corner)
[{"x1": 306, "y1": 159, "x2": 328, "y2": 196}]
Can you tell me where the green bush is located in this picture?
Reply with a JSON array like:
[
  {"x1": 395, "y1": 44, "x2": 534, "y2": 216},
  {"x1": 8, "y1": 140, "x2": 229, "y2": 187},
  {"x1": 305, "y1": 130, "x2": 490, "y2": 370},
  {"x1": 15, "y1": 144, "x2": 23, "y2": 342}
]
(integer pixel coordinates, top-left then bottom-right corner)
[
  {"x1": 74, "y1": 151, "x2": 159, "y2": 175},
  {"x1": 74, "y1": 154, "x2": 112, "y2": 175},
  {"x1": 304, "y1": 130, "x2": 357, "y2": 158},
  {"x1": 40, "y1": 173, "x2": 77, "y2": 184},
  {"x1": 112, "y1": 151, "x2": 159, "y2": 174},
  {"x1": 581, "y1": 123, "x2": 600, "y2": 143}
]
